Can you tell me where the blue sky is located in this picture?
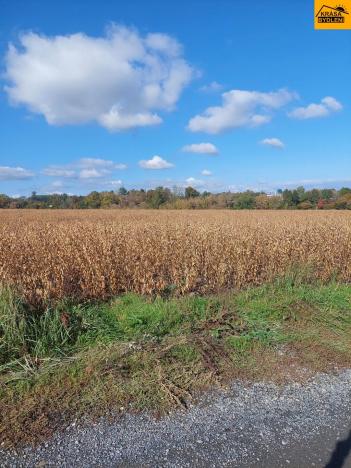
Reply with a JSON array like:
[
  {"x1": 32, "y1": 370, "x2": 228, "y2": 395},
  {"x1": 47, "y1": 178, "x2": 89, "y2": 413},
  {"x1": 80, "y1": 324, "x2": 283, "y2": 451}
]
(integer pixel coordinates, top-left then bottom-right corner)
[{"x1": 0, "y1": 0, "x2": 350, "y2": 196}]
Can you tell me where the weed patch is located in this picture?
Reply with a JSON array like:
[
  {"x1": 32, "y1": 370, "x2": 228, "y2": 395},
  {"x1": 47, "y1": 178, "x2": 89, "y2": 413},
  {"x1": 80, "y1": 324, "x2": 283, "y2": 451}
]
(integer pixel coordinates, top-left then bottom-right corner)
[{"x1": 1, "y1": 278, "x2": 351, "y2": 448}]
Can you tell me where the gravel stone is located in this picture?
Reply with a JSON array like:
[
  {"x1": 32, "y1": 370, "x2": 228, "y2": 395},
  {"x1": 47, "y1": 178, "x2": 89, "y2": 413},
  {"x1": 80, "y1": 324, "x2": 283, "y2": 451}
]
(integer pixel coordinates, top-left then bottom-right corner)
[{"x1": 1, "y1": 370, "x2": 351, "y2": 467}]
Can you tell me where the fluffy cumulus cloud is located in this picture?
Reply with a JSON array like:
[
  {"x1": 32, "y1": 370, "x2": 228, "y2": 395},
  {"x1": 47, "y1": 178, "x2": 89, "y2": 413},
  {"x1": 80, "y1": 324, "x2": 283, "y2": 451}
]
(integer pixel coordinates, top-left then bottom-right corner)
[
  {"x1": 139, "y1": 155, "x2": 174, "y2": 169},
  {"x1": 188, "y1": 88, "x2": 297, "y2": 134},
  {"x1": 260, "y1": 137, "x2": 285, "y2": 149},
  {"x1": 182, "y1": 142, "x2": 219, "y2": 155},
  {"x1": 43, "y1": 158, "x2": 127, "y2": 180},
  {"x1": 288, "y1": 96, "x2": 342, "y2": 119},
  {"x1": 201, "y1": 169, "x2": 212, "y2": 176},
  {"x1": 0, "y1": 166, "x2": 34, "y2": 180},
  {"x1": 5, "y1": 25, "x2": 193, "y2": 131}
]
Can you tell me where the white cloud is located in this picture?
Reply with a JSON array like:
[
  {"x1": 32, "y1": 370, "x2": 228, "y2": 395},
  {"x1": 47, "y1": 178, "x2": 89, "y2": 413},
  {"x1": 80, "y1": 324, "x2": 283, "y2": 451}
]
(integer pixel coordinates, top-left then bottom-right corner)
[
  {"x1": 185, "y1": 177, "x2": 204, "y2": 187},
  {"x1": 107, "y1": 179, "x2": 122, "y2": 186},
  {"x1": 5, "y1": 25, "x2": 193, "y2": 131},
  {"x1": 182, "y1": 142, "x2": 219, "y2": 155},
  {"x1": 139, "y1": 155, "x2": 174, "y2": 169},
  {"x1": 43, "y1": 158, "x2": 127, "y2": 180},
  {"x1": 51, "y1": 180, "x2": 64, "y2": 188},
  {"x1": 201, "y1": 169, "x2": 212, "y2": 176},
  {"x1": 260, "y1": 137, "x2": 285, "y2": 149},
  {"x1": 42, "y1": 168, "x2": 76, "y2": 177},
  {"x1": 199, "y1": 81, "x2": 223, "y2": 93},
  {"x1": 99, "y1": 110, "x2": 162, "y2": 131},
  {"x1": 188, "y1": 88, "x2": 297, "y2": 134},
  {"x1": 322, "y1": 96, "x2": 343, "y2": 111},
  {"x1": 0, "y1": 166, "x2": 34, "y2": 180},
  {"x1": 78, "y1": 158, "x2": 127, "y2": 170},
  {"x1": 288, "y1": 96, "x2": 342, "y2": 119},
  {"x1": 79, "y1": 168, "x2": 108, "y2": 179}
]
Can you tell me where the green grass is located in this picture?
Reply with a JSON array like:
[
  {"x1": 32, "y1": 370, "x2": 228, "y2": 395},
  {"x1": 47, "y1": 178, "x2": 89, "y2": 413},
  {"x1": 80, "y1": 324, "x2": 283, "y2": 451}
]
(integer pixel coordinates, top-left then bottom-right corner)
[
  {"x1": 1, "y1": 277, "x2": 351, "y2": 448},
  {"x1": 0, "y1": 292, "x2": 220, "y2": 375}
]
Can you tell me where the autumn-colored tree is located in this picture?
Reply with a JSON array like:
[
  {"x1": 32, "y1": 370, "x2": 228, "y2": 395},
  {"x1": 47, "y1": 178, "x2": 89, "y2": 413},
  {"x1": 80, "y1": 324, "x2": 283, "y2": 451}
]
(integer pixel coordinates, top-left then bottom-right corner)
[{"x1": 317, "y1": 199, "x2": 324, "y2": 210}]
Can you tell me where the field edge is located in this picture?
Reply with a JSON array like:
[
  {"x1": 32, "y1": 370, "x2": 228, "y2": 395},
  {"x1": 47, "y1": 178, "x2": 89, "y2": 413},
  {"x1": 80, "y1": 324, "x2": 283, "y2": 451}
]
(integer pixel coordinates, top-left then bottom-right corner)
[{"x1": 1, "y1": 277, "x2": 351, "y2": 449}]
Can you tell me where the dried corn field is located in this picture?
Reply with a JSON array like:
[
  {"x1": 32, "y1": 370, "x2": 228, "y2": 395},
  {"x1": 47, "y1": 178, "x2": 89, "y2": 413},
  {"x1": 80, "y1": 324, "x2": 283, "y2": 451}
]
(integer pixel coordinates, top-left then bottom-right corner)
[{"x1": 0, "y1": 209, "x2": 351, "y2": 305}]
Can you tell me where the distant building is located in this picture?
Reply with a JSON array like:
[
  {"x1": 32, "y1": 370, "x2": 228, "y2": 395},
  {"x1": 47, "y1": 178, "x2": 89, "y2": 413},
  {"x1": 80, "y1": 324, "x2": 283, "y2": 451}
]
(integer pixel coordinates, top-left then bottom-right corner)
[{"x1": 266, "y1": 191, "x2": 279, "y2": 197}]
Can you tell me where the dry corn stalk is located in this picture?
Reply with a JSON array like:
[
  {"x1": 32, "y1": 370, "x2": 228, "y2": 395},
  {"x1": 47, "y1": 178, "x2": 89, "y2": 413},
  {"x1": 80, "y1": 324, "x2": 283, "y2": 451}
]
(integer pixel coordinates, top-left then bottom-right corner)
[{"x1": 0, "y1": 209, "x2": 350, "y2": 305}]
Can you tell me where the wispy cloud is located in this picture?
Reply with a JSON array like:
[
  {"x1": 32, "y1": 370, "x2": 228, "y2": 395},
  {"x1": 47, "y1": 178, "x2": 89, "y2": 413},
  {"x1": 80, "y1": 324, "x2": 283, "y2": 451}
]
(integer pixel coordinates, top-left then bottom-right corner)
[
  {"x1": 199, "y1": 81, "x2": 223, "y2": 93},
  {"x1": 78, "y1": 158, "x2": 127, "y2": 170},
  {"x1": 51, "y1": 180, "x2": 64, "y2": 188},
  {"x1": 79, "y1": 168, "x2": 108, "y2": 179},
  {"x1": 182, "y1": 142, "x2": 219, "y2": 155},
  {"x1": 273, "y1": 178, "x2": 351, "y2": 188},
  {"x1": 185, "y1": 177, "x2": 204, "y2": 187},
  {"x1": 43, "y1": 158, "x2": 127, "y2": 180},
  {"x1": 0, "y1": 166, "x2": 34, "y2": 180},
  {"x1": 260, "y1": 137, "x2": 285, "y2": 149},
  {"x1": 105, "y1": 179, "x2": 122, "y2": 187},
  {"x1": 201, "y1": 169, "x2": 212, "y2": 176},
  {"x1": 43, "y1": 168, "x2": 76, "y2": 177}
]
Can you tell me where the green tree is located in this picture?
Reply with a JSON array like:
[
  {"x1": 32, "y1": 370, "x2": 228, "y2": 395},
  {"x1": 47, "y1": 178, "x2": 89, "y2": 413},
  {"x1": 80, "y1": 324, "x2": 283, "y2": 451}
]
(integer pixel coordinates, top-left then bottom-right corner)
[
  {"x1": 296, "y1": 186, "x2": 305, "y2": 201},
  {"x1": 85, "y1": 191, "x2": 101, "y2": 208},
  {"x1": 282, "y1": 189, "x2": 294, "y2": 207},
  {"x1": 118, "y1": 187, "x2": 128, "y2": 196},
  {"x1": 146, "y1": 187, "x2": 171, "y2": 208},
  {"x1": 0, "y1": 194, "x2": 10, "y2": 208},
  {"x1": 235, "y1": 192, "x2": 255, "y2": 209},
  {"x1": 339, "y1": 187, "x2": 351, "y2": 197},
  {"x1": 185, "y1": 186, "x2": 200, "y2": 198},
  {"x1": 304, "y1": 189, "x2": 320, "y2": 205},
  {"x1": 320, "y1": 189, "x2": 334, "y2": 200}
]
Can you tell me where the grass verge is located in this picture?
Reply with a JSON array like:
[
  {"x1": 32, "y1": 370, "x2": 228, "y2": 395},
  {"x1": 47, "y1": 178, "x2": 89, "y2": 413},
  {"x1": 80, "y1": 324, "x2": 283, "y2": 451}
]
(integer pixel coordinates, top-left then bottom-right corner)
[{"x1": 1, "y1": 277, "x2": 351, "y2": 448}]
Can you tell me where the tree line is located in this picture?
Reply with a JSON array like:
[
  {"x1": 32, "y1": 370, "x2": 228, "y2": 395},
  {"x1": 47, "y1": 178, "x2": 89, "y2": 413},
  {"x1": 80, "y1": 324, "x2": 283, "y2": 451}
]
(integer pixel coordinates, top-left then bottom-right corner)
[{"x1": 1, "y1": 186, "x2": 351, "y2": 209}]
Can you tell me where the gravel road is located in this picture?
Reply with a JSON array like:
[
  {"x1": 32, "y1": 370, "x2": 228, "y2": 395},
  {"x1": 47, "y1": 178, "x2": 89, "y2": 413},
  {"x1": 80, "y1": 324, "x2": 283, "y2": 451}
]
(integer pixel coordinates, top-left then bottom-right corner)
[{"x1": 1, "y1": 370, "x2": 351, "y2": 467}]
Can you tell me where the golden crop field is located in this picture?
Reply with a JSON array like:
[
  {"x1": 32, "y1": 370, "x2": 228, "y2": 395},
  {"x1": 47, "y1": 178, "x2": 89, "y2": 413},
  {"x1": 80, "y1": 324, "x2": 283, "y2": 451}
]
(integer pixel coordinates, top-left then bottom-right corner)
[{"x1": 0, "y1": 209, "x2": 351, "y2": 305}]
